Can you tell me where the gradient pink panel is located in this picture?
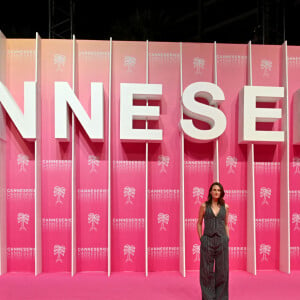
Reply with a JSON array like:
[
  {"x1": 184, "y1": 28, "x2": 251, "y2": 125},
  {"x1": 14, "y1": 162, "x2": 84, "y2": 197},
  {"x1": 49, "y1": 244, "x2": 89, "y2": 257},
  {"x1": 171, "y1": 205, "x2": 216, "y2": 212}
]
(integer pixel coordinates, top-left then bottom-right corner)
[
  {"x1": 75, "y1": 41, "x2": 110, "y2": 272},
  {"x1": 41, "y1": 40, "x2": 73, "y2": 272},
  {"x1": 252, "y1": 45, "x2": 281, "y2": 270},
  {"x1": 6, "y1": 39, "x2": 36, "y2": 272},
  {"x1": 111, "y1": 41, "x2": 146, "y2": 272},
  {"x1": 288, "y1": 46, "x2": 300, "y2": 270},
  {"x1": 181, "y1": 43, "x2": 214, "y2": 270},
  {"x1": 148, "y1": 42, "x2": 181, "y2": 271},
  {"x1": 217, "y1": 44, "x2": 248, "y2": 270}
]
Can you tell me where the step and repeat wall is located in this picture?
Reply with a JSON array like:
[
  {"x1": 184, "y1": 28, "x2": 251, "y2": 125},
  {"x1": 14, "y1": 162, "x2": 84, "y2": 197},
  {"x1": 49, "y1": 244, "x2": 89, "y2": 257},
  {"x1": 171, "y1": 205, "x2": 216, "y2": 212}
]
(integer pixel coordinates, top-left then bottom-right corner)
[{"x1": 0, "y1": 37, "x2": 300, "y2": 274}]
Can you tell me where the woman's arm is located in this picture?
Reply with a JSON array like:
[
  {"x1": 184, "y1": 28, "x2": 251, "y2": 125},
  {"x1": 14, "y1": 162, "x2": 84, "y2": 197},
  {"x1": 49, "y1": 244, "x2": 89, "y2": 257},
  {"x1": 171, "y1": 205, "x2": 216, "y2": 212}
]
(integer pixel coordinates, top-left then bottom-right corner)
[
  {"x1": 197, "y1": 203, "x2": 206, "y2": 240},
  {"x1": 225, "y1": 203, "x2": 230, "y2": 239}
]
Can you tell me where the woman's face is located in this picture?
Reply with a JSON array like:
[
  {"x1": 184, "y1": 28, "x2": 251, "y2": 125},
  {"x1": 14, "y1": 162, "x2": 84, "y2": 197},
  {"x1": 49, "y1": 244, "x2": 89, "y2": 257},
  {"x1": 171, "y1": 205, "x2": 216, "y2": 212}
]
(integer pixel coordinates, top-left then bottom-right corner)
[{"x1": 210, "y1": 184, "x2": 221, "y2": 200}]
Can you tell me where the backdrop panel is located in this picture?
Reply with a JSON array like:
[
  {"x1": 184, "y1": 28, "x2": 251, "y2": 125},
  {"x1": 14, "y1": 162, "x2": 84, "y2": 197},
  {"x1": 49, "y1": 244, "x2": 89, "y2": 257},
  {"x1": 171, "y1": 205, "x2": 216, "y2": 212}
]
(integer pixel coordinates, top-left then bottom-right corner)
[
  {"x1": 181, "y1": 43, "x2": 214, "y2": 270},
  {"x1": 75, "y1": 40, "x2": 110, "y2": 272},
  {"x1": 252, "y1": 45, "x2": 282, "y2": 270},
  {"x1": 6, "y1": 39, "x2": 36, "y2": 272},
  {"x1": 111, "y1": 41, "x2": 146, "y2": 272},
  {"x1": 41, "y1": 40, "x2": 73, "y2": 272},
  {"x1": 217, "y1": 44, "x2": 248, "y2": 270},
  {"x1": 148, "y1": 42, "x2": 181, "y2": 271}
]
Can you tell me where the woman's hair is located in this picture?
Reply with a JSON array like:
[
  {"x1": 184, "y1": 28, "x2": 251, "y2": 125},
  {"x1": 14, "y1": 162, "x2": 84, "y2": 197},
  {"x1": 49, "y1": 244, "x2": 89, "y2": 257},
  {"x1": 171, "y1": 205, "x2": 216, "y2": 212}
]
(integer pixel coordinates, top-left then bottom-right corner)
[{"x1": 206, "y1": 182, "x2": 225, "y2": 206}]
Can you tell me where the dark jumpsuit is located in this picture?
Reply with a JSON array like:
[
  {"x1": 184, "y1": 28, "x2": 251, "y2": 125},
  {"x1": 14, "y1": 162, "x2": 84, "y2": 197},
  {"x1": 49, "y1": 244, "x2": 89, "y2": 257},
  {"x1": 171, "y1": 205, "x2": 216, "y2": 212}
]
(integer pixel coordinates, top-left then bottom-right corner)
[{"x1": 200, "y1": 204, "x2": 229, "y2": 300}]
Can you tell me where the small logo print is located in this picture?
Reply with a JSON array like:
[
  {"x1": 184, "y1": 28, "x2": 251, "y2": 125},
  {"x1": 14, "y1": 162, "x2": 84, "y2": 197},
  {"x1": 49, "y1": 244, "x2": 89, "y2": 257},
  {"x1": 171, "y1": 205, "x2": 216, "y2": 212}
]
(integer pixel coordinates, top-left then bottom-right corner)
[
  {"x1": 124, "y1": 244, "x2": 135, "y2": 262},
  {"x1": 157, "y1": 213, "x2": 169, "y2": 231},
  {"x1": 123, "y1": 186, "x2": 136, "y2": 205}
]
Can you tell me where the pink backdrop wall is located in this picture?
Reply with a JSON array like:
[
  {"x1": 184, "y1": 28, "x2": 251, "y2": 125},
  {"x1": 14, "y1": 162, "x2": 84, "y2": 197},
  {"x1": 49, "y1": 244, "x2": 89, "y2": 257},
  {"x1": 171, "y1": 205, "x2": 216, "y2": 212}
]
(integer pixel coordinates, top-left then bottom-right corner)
[{"x1": 1, "y1": 39, "x2": 300, "y2": 273}]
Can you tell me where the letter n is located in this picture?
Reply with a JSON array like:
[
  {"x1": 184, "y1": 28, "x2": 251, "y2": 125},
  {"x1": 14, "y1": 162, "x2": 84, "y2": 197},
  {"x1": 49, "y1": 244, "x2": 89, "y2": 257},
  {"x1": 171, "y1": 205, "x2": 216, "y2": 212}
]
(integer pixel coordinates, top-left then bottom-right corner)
[{"x1": 55, "y1": 82, "x2": 104, "y2": 141}]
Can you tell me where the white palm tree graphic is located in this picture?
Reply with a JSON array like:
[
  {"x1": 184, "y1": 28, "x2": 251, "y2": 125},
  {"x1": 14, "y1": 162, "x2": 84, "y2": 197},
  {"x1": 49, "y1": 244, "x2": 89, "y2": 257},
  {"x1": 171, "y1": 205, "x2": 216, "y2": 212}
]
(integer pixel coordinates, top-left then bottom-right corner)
[
  {"x1": 124, "y1": 244, "x2": 135, "y2": 262},
  {"x1": 259, "y1": 187, "x2": 271, "y2": 205},
  {"x1": 88, "y1": 155, "x2": 100, "y2": 173},
  {"x1": 54, "y1": 245, "x2": 66, "y2": 263},
  {"x1": 54, "y1": 54, "x2": 66, "y2": 71},
  {"x1": 17, "y1": 154, "x2": 29, "y2": 172},
  {"x1": 123, "y1": 186, "x2": 136, "y2": 204},
  {"x1": 158, "y1": 155, "x2": 170, "y2": 173},
  {"x1": 226, "y1": 156, "x2": 237, "y2": 174},
  {"x1": 260, "y1": 59, "x2": 272, "y2": 76},
  {"x1": 124, "y1": 56, "x2": 136, "y2": 72},
  {"x1": 17, "y1": 213, "x2": 29, "y2": 231},
  {"x1": 260, "y1": 244, "x2": 271, "y2": 261},
  {"x1": 53, "y1": 186, "x2": 66, "y2": 205},
  {"x1": 157, "y1": 213, "x2": 170, "y2": 231},
  {"x1": 192, "y1": 244, "x2": 200, "y2": 262},
  {"x1": 88, "y1": 213, "x2": 100, "y2": 231},
  {"x1": 193, "y1": 57, "x2": 205, "y2": 74},
  {"x1": 193, "y1": 187, "x2": 204, "y2": 205},
  {"x1": 292, "y1": 213, "x2": 300, "y2": 231},
  {"x1": 228, "y1": 213, "x2": 237, "y2": 231},
  {"x1": 293, "y1": 157, "x2": 300, "y2": 174}
]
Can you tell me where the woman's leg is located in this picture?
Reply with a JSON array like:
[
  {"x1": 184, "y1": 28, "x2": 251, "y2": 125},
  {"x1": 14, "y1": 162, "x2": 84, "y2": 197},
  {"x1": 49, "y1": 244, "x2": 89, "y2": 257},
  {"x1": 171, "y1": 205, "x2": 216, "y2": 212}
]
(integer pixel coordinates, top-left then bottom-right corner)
[
  {"x1": 214, "y1": 236, "x2": 229, "y2": 300},
  {"x1": 200, "y1": 236, "x2": 216, "y2": 300}
]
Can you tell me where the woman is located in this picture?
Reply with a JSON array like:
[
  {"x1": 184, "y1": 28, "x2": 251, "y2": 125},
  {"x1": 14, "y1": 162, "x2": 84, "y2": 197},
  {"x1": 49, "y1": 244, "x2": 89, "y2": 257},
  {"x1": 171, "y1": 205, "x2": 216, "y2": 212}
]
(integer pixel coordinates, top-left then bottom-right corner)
[{"x1": 197, "y1": 182, "x2": 229, "y2": 300}]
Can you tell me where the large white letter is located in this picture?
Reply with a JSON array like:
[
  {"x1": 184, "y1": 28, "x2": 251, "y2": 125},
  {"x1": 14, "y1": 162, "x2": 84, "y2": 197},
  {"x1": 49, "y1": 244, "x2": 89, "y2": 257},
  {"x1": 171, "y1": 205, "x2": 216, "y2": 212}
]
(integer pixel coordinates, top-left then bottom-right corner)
[
  {"x1": 55, "y1": 82, "x2": 103, "y2": 141},
  {"x1": 180, "y1": 82, "x2": 226, "y2": 142},
  {"x1": 239, "y1": 86, "x2": 284, "y2": 143},
  {"x1": 120, "y1": 83, "x2": 162, "y2": 142},
  {"x1": 0, "y1": 81, "x2": 36, "y2": 140}
]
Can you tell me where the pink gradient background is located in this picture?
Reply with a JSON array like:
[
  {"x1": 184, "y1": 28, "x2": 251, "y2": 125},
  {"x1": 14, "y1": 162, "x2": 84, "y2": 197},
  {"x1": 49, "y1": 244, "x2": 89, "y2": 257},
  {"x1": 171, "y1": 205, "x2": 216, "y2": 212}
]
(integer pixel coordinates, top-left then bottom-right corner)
[{"x1": 2, "y1": 40, "x2": 299, "y2": 273}]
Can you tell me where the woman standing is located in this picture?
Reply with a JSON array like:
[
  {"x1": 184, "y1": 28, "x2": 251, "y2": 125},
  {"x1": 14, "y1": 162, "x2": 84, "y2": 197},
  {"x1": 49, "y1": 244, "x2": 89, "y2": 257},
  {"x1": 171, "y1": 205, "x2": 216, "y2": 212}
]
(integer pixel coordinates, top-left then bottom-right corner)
[{"x1": 197, "y1": 182, "x2": 229, "y2": 300}]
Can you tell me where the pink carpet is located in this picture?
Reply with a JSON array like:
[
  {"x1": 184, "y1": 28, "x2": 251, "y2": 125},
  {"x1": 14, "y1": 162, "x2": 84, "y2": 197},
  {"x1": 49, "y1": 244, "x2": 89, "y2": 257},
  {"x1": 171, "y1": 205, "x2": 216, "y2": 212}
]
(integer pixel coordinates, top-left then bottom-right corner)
[{"x1": 0, "y1": 270, "x2": 299, "y2": 299}]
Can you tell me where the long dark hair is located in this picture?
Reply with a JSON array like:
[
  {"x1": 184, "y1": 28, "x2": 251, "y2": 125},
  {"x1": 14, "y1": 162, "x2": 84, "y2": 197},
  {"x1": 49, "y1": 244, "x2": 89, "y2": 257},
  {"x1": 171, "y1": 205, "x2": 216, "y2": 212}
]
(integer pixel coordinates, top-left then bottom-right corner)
[{"x1": 206, "y1": 182, "x2": 225, "y2": 206}]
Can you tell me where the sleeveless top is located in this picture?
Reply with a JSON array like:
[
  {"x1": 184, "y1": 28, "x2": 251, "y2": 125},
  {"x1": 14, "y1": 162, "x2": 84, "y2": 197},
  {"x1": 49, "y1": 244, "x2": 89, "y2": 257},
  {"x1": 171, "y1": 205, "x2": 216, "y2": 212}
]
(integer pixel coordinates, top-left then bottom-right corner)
[{"x1": 203, "y1": 204, "x2": 227, "y2": 237}]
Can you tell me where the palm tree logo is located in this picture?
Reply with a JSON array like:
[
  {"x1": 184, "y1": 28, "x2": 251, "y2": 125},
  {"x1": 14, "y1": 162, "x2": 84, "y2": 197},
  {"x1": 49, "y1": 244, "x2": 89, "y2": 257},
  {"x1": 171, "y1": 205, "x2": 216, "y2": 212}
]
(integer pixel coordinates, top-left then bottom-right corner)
[
  {"x1": 124, "y1": 244, "x2": 135, "y2": 262},
  {"x1": 192, "y1": 244, "x2": 200, "y2": 262},
  {"x1": 292, "y1": 213, "x2": 300, "y2": 231},
  {"x1": 54, "y1": 186, "x2": 66, "y2": 205},
  {"x1": 124, "y1": 56, "x2": 136, "y2": 72},
  {"x1": 260, "y1": 187, "x2": 271, "y2": 205},
  {"x1": 17, "y1": 213, "x2": 30, "y2": 231},
  {"x1": 260, "y1": 244, "x2": 271, "y2": 261},
  {"x1": 17, "y1": 154, "x2": 29, "y2": 172},
  {"x1": 157, "y1": 213, "x2": 170, "y2": 231},
  {"x1": 193, "y1": 57, "x2": 205, "y2": 74},
  {"x1": 293, "y1": 157, "x2": 300, "y2": 174},
  {"x1": 54, "y1": 245, "x2": 66, "y2": 263},
  {"x1": 260, "y1": 59, "x2": 272, "y2": 77},
  {"x1": 54, "y1": 54, "x2": 66, "y2": 71},
  {"x1": 88, "y1": 213, "x2": 100, "y2": 231},
  {"x1": 158, "y1": 155, "x2": 170, "y2": 173},
  {"x1": 123, "y1": 186, "x2": 136, "y2": 204},
  {"x1": 226, "y1": 156, "x2": 237, "y2": 174},
  {"x1": 88, "y1": 155, "x2": 100, "y2": 173},
  {"x1": 193, "y1": 187, "x2": 204, "y2": 205},
  {"x1": 228, "y1": 213, "x2": 237, "y2": 231}
]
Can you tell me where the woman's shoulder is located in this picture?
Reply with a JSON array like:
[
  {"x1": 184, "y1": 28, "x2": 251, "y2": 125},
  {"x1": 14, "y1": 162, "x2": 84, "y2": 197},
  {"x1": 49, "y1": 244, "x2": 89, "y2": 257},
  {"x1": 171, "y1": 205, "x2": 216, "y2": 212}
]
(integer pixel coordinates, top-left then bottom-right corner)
[
  {"x1": 224, "y1": 203, "x2": 229, "y2": 209},
  {"x1": 199, "y1": 202, "x2": 207, "y2": 212}
]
